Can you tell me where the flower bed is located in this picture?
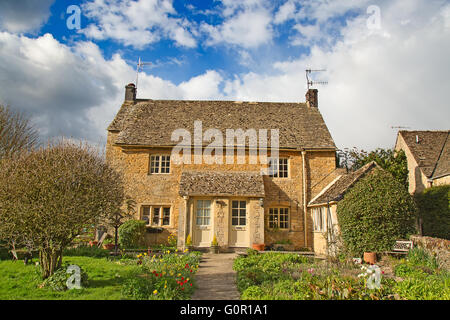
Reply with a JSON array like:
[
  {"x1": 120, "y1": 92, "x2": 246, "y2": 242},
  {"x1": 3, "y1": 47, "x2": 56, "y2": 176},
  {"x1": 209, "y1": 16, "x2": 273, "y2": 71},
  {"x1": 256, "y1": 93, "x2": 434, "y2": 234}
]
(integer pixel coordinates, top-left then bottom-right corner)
[
  {"x1": 121, "y1": 249, "x2": 202, "y2": 300},
  {"x1": 233, "y1": 249, "x2": 449, "y2": 300}
]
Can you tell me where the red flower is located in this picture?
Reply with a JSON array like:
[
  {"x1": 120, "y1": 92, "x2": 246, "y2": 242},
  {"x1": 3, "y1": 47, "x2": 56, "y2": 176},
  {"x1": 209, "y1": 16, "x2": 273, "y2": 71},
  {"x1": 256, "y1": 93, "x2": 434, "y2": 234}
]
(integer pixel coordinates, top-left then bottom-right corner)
[
  {"x1": 181, "y1": 277, "x2": 184, "y2": 281},
  {"x1": 190, "y1": 283, "x2": 192, "y2": 286},
  {"x1": 190, "y1": 270, "x2": 193, "y2": 273}
]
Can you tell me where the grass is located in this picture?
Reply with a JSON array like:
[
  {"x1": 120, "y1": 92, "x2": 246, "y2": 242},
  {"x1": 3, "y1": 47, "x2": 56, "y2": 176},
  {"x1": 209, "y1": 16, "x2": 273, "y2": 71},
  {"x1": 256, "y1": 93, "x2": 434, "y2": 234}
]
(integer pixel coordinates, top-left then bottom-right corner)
[{"x1": 0, "y1": 256, "x2": 140, "y2": 300}]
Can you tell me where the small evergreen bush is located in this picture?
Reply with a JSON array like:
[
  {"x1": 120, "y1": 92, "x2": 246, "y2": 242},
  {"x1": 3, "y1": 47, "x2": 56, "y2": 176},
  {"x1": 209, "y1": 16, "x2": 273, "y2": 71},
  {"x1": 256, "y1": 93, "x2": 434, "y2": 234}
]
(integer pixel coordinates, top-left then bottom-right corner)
[{"x1": 118, "y1": 220, "x2": 146, "y2": 248}]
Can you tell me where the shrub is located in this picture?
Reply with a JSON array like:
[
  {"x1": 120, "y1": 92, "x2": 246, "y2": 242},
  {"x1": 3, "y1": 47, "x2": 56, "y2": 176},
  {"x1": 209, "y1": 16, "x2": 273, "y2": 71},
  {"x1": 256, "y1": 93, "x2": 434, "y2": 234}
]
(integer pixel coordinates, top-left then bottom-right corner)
[
  {"x1": 394, "y1": 275, "x2": 449, "y2": 300},
  {"x1": 241, "y1": 285, "x2": 265, "y2": 300},
  {"x1": 122, "y1": 276, "x2": 154, "y2": 300},
  {"x1": 415, "y1": 185, "x2": 450, "y2": 239},
  {"x1": 41, "y1": 264, "x2": 89, "y2": 291},
  {"x1": 186, "y1": 234, "x2": 192, "y2": 246},
  {"x1": 337, "y1": 169, "x2": 416, "y2": 255},
  {"x1": 407, "y1": 248, "x2": 438, "y2": 270},
  {"x1": 119, "y1": 220, "x2": 146, "y2": 248}
]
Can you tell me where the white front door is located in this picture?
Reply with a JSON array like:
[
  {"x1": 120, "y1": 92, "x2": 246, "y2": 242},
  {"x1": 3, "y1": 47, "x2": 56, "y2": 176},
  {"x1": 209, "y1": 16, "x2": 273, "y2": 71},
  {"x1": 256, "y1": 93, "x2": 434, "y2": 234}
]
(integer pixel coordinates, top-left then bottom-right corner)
[
  {"x1": 229, "y1": 200, "x2": 249, "y2": 247},
  {"x1": 193, "y1": 199, "x2": 213, "y2": 247}
]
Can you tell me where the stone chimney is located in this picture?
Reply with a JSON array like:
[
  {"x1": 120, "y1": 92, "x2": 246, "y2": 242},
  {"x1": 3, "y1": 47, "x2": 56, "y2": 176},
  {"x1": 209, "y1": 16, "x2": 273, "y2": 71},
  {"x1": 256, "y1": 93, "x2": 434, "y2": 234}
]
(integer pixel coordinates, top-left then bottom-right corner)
[
  {"x1": 305, "y1": 88, "x2": 318, "y2": 108},
  {"x1": 125, "y1": 83, "x2": 136, "y2": 102}
]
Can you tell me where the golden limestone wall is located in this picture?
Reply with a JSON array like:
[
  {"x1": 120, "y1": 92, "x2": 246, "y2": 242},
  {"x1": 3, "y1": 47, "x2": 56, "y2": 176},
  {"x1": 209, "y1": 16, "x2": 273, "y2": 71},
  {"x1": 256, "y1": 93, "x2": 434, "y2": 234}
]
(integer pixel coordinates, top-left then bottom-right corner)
[
  {"x1": 305, "y1": 151, "x2": 339, "y2": 250},
  {"x1": 395, "y1": 135, "x2": 430, "y2": 194},
  {"x1": 106, "y1": 130, "x2": 336, "y2": 249}
]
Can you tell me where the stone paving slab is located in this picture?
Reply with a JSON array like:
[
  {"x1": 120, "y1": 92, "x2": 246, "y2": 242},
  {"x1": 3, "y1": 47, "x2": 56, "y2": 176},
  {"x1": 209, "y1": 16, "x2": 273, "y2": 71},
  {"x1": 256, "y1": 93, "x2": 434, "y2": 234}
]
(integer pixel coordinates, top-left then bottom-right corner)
[{"x1": 191, "y1": 253, "x2": 241, "y2": 300}]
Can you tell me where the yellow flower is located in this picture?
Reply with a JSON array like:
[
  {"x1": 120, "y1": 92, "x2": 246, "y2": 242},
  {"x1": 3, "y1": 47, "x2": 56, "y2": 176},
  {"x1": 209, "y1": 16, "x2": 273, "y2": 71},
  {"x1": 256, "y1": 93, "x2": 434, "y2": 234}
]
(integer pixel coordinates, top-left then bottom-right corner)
[
  {"x1": 153, "y1": 290, "x2": 158, "y2": 295},
  {"x1": 164, "y1": 285, "x2": 167, "y2": 289},
  {"x1": 144, "y1": 253, "x2": 148, "y2": 256},
  {"x1": 177, "y1": 273, "x2": 181, "y2": 277}
]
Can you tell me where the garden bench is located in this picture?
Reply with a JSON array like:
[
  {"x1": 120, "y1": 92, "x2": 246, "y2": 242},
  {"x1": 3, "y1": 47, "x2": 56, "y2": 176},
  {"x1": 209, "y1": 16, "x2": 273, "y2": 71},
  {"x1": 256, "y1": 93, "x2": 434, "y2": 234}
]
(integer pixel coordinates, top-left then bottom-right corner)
[{"x1": 386, "y1": 240, "x2": 414, "y2": 255}]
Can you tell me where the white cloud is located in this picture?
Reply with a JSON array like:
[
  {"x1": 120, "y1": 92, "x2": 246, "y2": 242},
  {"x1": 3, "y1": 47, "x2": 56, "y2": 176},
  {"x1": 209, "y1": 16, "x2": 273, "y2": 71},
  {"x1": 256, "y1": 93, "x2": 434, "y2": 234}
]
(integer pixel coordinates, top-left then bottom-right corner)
[
  {"x1": 274, "y1": 0, "x2": 296, "y2": 24},
  {"x1": 221, "y1": 0, "x2": 450, "y2": 150},
  {"x1": 80, "y1": 0, "x2": 196, "y2": 48},
  {"x1": 0, "y1": 33, "x2": 223, "y2": 147},
  {"x1": 0, "y1": 0, "x2": 55, "y2": 33},
  {"x1": 201, "y1": 0, "x2": 273, "y2": 48}
]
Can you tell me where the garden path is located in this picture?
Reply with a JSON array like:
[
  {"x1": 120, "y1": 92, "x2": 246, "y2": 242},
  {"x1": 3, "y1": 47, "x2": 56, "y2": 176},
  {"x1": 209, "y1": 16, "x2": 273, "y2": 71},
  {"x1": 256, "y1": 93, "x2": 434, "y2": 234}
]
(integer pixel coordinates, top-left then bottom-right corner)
[{"x1": 191, "y1": 253, "x2": 241, "y2": 300}]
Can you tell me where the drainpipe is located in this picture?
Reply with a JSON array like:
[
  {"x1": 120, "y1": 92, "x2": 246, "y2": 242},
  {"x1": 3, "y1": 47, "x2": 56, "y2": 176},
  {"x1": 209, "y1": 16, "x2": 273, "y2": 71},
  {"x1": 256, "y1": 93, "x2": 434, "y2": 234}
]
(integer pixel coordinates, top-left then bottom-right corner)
[{"x1": 302, "y1": 150, "x2": 308, "y2": 248}]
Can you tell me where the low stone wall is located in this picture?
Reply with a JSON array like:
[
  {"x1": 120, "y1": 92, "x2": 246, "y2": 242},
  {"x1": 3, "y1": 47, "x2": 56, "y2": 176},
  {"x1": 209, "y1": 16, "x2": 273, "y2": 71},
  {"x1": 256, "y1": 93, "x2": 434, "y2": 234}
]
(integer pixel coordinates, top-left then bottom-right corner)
[{"x1": 410, "y1": 235, "x2": 450, "y2": 270}]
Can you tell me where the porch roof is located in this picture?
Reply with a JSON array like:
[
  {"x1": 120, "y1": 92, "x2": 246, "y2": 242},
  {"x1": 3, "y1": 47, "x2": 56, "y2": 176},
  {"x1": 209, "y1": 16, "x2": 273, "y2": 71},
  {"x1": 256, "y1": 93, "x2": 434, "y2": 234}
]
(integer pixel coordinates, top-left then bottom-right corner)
[{"x1": 179, "y1": 171, "x2": 265, "y2": 197}]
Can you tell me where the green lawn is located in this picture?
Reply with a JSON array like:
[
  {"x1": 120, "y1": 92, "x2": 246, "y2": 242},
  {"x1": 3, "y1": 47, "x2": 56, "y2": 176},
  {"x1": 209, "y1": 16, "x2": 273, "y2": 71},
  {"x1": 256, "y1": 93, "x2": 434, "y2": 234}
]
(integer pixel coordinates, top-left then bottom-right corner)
[{"x1": 0, "y1": 256, "x2": 140, "y2": 300}]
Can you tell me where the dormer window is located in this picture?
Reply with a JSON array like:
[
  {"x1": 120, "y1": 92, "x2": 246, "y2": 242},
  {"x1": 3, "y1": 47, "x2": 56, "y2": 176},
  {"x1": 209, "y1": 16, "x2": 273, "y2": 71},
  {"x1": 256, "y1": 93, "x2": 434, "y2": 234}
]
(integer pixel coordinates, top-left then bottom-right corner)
[{"x1": 150, "y1": 155, "x2": 170, "y2": 174}]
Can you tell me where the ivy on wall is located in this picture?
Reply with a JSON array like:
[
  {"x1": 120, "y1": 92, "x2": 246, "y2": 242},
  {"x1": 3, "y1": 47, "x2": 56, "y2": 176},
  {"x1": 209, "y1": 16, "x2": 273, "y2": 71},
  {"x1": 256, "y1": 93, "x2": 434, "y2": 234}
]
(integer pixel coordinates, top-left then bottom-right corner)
[
  {"x1": 415, "y1": 185, "x2": 450, "y2": 240},
  {"x1": 337, "y1": 169, "x2": 416, "y2": 255}
]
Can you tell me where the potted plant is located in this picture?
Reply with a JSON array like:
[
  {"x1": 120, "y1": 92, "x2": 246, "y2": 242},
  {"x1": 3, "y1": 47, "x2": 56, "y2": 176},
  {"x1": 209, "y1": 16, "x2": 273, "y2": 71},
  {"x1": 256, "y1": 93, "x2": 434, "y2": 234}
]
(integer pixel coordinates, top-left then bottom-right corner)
[
  {"x1": 103, "y1": 238, "x2": 115, "y2": 250},
  {"x1": 186, "y1": 234, "x2": 193, "y2": 251},
  {"x1": 252, "y1": 243, "x2": 265, "y2": 251},
  {"x1": 363, "y1": 251, "x2": 377, "y2": 264},
  {"x1": 210, "y1": 235, "x2": 219, "y2": 254}
]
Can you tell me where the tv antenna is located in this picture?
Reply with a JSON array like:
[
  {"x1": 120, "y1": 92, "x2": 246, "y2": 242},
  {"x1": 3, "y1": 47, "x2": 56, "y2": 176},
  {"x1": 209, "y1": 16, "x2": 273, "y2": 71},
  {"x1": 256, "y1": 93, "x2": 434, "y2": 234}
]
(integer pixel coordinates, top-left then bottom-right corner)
[
  {"x1": 391, "y1": 126, "x2": 411, "y2": 129},
  {"x1": 306, "y1": 69, "x2": 328, "y2": 90},
  {"x1": 135, "y1": 57, "x2": 152, "y2": 91}
]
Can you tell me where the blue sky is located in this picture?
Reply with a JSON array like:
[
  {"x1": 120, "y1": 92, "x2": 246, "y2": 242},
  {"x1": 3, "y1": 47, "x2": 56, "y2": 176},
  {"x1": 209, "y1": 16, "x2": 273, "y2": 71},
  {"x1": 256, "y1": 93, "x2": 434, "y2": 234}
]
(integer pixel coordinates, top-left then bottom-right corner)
[{"x1": 0, "y1": 0, "x2": 449, "y2": 150}]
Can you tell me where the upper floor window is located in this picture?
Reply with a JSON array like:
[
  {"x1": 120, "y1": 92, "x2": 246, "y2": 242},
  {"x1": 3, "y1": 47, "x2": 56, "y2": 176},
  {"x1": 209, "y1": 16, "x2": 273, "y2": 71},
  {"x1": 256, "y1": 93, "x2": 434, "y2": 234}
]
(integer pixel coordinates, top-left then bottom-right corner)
[
  {"x1": 150, "y1": 155, "x2": 170, "y2": 174},
  {"x1": 268, "y1": 157, "x2": 288, "y2": 178},
  {"x1": 269, "y1": 207, "x2": 289, "y2": 229},
  {"x1": 312, "y1": 207, "x2": 327, "y2": 232}
]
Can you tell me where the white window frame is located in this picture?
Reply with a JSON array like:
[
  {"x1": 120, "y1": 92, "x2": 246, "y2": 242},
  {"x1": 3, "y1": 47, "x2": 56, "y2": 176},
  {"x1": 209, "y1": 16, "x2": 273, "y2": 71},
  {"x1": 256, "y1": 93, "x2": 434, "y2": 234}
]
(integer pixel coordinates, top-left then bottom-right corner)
[
  {"x1": 149, "y1": 154, "x2": 171, "y2": 174},
  {"x1": 312, "y1": 207, "x2": 327, "y2": 232},
  {"x1": 231, "y1": 200, "x2": 247, "y2": 226},
  {"x1": 196, "y1": 200, "x2": 211, "y2": 226},
  {"x1": 268, "y1": 157, "x2": 289, "y2": 178},
  {"x1": 141, "y1": 205, "x2": 172, "y2": 227},
  {"x1": 268, "y1": 207, "x2": 290, "y2": 229}
]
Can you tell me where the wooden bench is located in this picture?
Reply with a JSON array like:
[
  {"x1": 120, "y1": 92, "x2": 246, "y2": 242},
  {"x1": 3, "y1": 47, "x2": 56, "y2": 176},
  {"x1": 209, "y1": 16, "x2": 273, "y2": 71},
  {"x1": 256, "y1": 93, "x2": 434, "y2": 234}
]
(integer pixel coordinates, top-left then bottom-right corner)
[{"x1": 386, "y1": 240, "x2": 414, "y2": 255}]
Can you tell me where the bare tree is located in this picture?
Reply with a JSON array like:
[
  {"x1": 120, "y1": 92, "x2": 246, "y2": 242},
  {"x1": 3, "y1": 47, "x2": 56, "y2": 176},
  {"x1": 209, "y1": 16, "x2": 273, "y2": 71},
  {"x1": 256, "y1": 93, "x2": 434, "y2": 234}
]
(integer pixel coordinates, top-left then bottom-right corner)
[
  {"x1": 0, "y1": 140, "x2": 124, "y2": 278},
  {"x1": 0, "y1": 105, "x2": 38, "y2": 160}
]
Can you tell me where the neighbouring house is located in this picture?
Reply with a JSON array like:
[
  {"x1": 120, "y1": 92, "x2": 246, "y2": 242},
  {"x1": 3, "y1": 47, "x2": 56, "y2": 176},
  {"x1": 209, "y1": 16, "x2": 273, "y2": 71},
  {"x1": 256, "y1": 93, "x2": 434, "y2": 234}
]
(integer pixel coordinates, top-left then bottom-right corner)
[
  {"x1": 395, "y1": 130, "x2": 450, "y2": 194},
  {"x1": 307, "y1": 162, "x2": 379, "y2": 256},
  {"x1": 106, "y1": 84, "x2": 341, "y2": 251}
]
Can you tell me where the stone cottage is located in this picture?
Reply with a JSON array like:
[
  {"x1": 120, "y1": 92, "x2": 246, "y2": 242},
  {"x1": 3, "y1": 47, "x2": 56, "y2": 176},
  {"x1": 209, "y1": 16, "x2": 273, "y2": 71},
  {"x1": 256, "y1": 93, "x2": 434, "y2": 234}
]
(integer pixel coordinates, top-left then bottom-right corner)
[
  {"x1": 106, "y1": 84, "x2": 340, "y2": 251},
  {"x1": 395, "y1": 130, "x2": 449, "y2": 194}
]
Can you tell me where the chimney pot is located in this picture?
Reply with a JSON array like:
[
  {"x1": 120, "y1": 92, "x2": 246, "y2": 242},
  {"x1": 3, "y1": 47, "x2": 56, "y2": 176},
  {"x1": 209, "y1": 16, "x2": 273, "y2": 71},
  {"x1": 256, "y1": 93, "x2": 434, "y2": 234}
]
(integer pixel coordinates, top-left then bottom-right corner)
[
  {"x1": 125, "y1": 83, "x2": 136, "y2": 102},
  {"x1": 306, "y1": 89, "x2": 318, "y2": 108}
]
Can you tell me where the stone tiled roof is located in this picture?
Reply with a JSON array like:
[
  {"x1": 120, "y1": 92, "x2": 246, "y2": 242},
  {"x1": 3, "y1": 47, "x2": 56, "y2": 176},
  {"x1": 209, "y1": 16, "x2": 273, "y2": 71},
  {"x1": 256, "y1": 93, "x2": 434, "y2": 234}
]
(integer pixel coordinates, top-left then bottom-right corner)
[
  {"x1": 398, "y1": 130, "x2": 450, "y2": 179},
  {"x1": 308, "y1": 162, "x2": 379, "y2": 206},
  {"x1": 179, "y1": 171, "x2": 265, "y2": 197},
  {"x1": 108, "y1": 99, "x2": 336, "y2": 149}
]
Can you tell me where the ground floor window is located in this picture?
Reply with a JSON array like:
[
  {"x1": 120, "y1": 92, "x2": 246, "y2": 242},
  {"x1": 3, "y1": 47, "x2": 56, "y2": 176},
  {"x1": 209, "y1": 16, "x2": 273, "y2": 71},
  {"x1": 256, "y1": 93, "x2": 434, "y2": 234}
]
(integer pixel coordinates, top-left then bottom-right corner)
[
  {"x1": 140, "y1": 205, "x2": 171, "y2": 227},
  {"x1": 269, "y1": 207, "x2": 289, "y2": 229},
  {"x1": 312, "y1": 207, "x2": 327, "y2": 232}
]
